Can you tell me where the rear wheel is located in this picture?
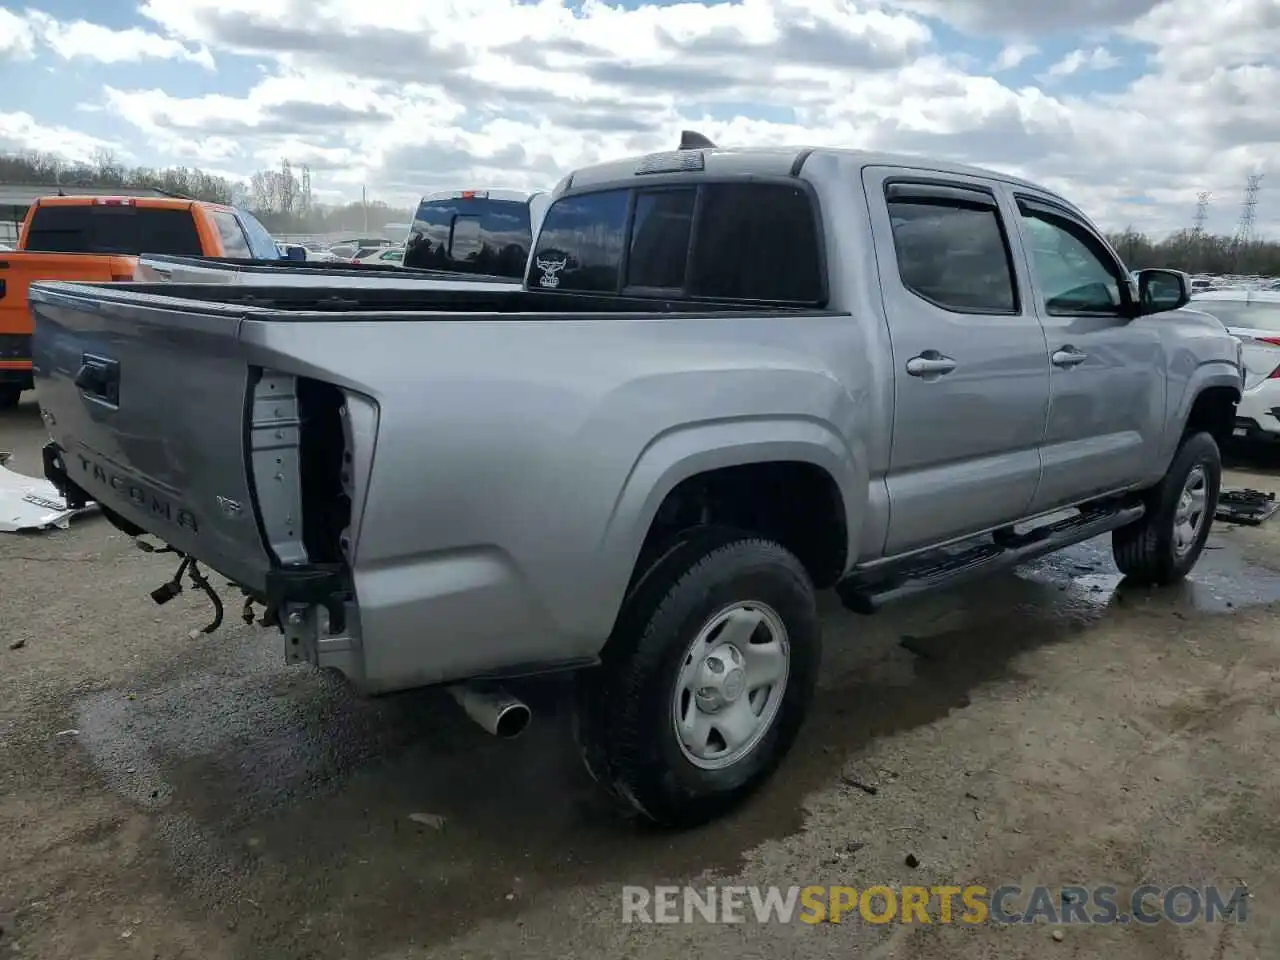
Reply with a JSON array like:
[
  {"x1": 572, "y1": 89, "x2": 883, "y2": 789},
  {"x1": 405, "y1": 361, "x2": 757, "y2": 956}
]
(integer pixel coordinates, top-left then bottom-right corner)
[
  {"x1": 1112, "y1": 431, "x2": 1221, "y2": 584},
  {"x1": 0, "y1": 386, "x2": 21, "y2": 410},
  {"x1": 575, "y1": 529, "x2": 820, "y2": 828}
]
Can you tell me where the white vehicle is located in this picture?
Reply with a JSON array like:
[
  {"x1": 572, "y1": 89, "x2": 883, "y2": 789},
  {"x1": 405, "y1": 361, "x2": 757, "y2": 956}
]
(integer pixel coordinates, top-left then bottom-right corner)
[
  {"x1": 1192, "y1": 289, "x2": 1280, "y2": 441},
  {"x1": 357, "y1": 246, "x2": 404, "y2": 266},
  {"x1": 336, "y1": 244, "x2": 396, "y2": 263},
  {"x1": 304, "y1": 248, "x2": 342, "y2": 263}
]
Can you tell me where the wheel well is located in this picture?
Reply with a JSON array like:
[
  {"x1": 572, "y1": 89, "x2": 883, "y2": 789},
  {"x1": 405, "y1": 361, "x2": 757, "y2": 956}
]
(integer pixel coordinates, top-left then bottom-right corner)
[
  {"x1": 636, "y1": 461, "x2": 848, "y2": 589},
  {"x1": 1185, "y1": 386, "x2": 1239, "y2": 447}
]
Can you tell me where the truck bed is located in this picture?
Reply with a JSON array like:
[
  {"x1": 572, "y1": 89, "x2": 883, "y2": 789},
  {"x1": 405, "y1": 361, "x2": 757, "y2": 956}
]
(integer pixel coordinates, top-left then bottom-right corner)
[
  {"x1": 30, "y1": 279, "x2": 818, "y2": 316},
  {"x1": 135, "y1": 254, "x2": 521, "y2": 291},
  {"x1": 31, "y1": 280, "x2": 831, "y2": 609}
]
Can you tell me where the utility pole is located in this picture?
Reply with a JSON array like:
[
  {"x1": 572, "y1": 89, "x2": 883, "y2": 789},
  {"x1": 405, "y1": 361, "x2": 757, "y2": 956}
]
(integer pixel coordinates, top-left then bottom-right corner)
[{"x1": 362, "y1": 184, "x2": 368, "y2": 233}]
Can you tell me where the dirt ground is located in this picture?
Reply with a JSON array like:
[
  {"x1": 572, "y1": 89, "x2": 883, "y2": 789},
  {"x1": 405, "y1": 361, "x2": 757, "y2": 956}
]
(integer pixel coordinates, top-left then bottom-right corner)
[{"x1": 5, "y1": 390, "x2": 1280, "y2": 960}]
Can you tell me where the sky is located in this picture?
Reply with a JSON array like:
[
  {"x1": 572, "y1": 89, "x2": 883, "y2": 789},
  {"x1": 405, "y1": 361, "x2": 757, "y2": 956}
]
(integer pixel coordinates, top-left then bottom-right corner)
[{"x1": 0, "y1": 0, "x2": 1276, "y2": 236}]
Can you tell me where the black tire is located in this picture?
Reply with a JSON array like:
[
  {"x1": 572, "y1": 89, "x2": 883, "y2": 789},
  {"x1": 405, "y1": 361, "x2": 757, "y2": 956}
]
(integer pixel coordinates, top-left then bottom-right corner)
[
  {"x1": 0, "y1": 386, "x2": 21, "y2": 410},
  {"x1": 1112, "y1": 431, "x2": 1221, "y2": 585},
  {"x1": 574, "y1": 528, "x2": 820, "y2": 828}
]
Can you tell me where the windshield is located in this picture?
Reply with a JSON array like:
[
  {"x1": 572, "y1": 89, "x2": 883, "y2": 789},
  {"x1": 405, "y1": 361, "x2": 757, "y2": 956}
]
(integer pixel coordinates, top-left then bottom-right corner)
[{"x1": 403, "y1": 197, "x2": 532, "y2": 277}]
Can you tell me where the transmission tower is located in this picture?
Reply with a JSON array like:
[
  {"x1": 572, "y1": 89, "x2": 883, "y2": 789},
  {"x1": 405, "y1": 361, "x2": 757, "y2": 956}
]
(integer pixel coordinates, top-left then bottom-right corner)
[
  {"x1": 1191, "y1": 191, "x2": 1211, "y2": 236},
  {"x1": 1234, "y1": 174, "x2": 1263, "y2": 247},
  {"x1": 300, "y1": 164, "x2": 312, "y2": 215}
]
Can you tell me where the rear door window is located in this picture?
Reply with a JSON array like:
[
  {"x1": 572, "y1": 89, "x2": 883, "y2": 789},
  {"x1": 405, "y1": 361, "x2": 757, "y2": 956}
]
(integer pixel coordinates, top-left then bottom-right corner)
[
  {"x1": 886, "y1": 192, "x2": 1018, "y2": 314},
  {"x1": 687, "y1": 183, "x2": 822, "y2": 303},
  {"x1": 24, "y1": 204, "x2": 203, "y2": 255},
  {"x1": 211, "y1": 211, "x2": 252, "y2": 258}
]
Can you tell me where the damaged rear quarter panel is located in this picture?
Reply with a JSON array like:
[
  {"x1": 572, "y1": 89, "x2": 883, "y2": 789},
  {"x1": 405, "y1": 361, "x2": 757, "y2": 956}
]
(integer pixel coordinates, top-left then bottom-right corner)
[{"x1": 236, "y1": 311, "x2": 867, "y2": 692}]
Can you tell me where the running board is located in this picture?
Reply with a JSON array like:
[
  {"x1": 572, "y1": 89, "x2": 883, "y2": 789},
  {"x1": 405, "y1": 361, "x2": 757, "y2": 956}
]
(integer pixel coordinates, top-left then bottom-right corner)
[{"x1": 836, "y1": 504, "x2": 1146, "y2": 614}]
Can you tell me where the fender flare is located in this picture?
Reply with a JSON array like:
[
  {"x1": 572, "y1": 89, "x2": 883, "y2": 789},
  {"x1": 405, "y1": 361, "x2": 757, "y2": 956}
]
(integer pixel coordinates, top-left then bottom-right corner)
[
  {"x1": 584, "y1": 415, "x2": 867, "y2": 637},
  {"x1": 1161, "y1": 361, "x2": 1242, "y2": 463}
]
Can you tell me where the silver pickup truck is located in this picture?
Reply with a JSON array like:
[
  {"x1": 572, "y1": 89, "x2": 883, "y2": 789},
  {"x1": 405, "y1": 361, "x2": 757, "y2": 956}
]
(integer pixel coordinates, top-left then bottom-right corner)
[{"x1": 30, "y1": 137, "x2": 1242, "y2": 827}]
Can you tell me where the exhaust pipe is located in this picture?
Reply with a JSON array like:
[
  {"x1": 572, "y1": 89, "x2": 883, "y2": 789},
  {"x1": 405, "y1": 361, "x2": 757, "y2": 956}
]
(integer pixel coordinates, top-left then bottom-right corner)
[{"x1": 448, "y1": 683, "x2": 531, "y2": 739}]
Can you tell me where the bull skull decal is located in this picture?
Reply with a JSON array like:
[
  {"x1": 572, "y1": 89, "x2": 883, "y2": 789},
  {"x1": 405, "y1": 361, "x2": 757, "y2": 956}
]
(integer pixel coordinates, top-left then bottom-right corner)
[{"x1": 535, "y1": 256, "x2": 567, "y2": 288}]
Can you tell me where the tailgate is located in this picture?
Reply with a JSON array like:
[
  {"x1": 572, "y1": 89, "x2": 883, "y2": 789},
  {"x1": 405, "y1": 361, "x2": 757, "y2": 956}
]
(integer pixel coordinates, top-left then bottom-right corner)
[
  {"x1": 0, "y1": 252, "x2": 134, "y2": 342},
  {"x1": 31, "y1": 281, "x2": 273, "y2": 593}
]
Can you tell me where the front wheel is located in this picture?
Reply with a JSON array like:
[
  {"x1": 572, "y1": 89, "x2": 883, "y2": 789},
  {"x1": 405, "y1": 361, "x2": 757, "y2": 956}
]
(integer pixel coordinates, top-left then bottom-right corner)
[
  {"x1": 1112, "y1": 431, "x2": 1221, "y2": 585},
  {"x1": 575, "y1": 530, "x2": 820, "y2": 828}
]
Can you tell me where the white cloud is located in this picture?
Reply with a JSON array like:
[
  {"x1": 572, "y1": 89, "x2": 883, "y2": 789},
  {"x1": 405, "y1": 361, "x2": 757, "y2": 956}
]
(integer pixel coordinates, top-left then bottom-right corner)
[
  {"x1": 0, "y1": 111, "x2": 116, "y2": 163},
  {"x1": 1040, "y1": 46, "x2": 1121, "y2": 81},
  {"x1": 2, "y1": 0, "x2": 1279, "y2": 238},
  {"x1": 0, "y1": 9, "x2": 37, "y2": 61},
  {"x1": 11, "y1": 9, "x2": 215, "y2": 68},
  {"x1": 881, "y1": 0, "x2": 1165, "y2": 35},
  {"x1": 992, "y1": 43, "x2": 1037, "y2": 71}
]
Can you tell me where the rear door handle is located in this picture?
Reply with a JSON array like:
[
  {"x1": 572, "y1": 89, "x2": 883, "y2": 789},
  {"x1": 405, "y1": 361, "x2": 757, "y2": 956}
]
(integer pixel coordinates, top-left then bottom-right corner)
[
  {"x1": 74, "y1": 354, "x2": 120, "y2": 405},
  {"x1": 1051, "y1": 348, "x2": 1087, "y2": 368},
  {"x1": 905, "y1": 352, "x2": 957, "y2": 377}
]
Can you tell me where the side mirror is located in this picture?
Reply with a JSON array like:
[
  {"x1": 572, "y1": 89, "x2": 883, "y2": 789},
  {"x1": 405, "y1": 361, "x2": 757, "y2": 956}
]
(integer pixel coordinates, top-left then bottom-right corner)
[
  {"x1": 284, "y1": 245, "x2": 306, "y2": 261},
  {"x1": 1134, "y1": 268, "x2": 1189, "y2": 316}
]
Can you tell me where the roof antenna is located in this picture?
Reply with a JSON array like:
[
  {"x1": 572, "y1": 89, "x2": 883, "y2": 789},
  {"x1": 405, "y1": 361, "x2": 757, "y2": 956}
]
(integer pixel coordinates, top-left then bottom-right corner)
[{"x1": 678, "y1": 130, "x2": 716, "y2": 150}]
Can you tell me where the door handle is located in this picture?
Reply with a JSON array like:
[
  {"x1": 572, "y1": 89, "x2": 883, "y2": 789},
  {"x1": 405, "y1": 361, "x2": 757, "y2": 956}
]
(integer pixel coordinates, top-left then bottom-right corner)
[
  {"x1": 905, "y1": 352, "x2": 957, "y2": 377},
  {"x1": 1051, "y1": 348, "x2": 1087, "y2": 368}
]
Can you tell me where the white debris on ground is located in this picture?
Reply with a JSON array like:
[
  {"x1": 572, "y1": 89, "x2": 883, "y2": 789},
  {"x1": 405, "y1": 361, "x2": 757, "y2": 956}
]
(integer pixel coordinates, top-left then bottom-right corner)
[{"x1": 0, "y1": 458, "x2": 98, "y2": 533}]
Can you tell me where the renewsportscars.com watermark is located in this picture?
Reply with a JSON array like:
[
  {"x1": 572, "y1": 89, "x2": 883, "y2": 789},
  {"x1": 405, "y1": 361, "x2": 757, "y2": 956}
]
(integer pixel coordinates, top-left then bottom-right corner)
[{"x1": 621, "y1": 884, "x2": 1249, "y2": 925}]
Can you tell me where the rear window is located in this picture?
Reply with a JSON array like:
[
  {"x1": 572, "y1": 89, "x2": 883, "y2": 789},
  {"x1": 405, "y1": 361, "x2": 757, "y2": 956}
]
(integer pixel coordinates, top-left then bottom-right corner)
[
  {"x1": 24, "y1": 204, "x2": 203, "y2": 256},
  {"x1": 1193, "y1": 299, "x2": 1280, "y2": 332},
  {"x1": 530, "y1": 191, "x2": 630, "y2": 292},
  {"x1": 528, "y1": 181, "x2": 824, "y2": 304},
  {"x1": 403, "y1": 197, "x2": 533, "y2": 277}
]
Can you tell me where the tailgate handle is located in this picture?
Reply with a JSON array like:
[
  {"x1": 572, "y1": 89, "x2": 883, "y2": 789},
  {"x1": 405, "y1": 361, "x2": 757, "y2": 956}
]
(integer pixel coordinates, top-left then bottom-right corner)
[{"x1": 75, "y1": 354, "x2": 120, "y2": 405}]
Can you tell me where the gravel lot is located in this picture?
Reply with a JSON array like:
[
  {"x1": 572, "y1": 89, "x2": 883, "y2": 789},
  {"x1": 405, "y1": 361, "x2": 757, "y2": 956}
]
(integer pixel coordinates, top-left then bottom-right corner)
[{"x1": 4, "y1": 390, "x2": 1280, "y2": 959}]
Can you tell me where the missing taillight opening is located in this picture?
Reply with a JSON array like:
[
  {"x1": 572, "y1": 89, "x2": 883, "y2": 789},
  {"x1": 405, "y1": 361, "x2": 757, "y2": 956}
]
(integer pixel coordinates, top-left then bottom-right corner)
[{"x1": 297, "y1": 378, "x2": 352, "y2": 565}]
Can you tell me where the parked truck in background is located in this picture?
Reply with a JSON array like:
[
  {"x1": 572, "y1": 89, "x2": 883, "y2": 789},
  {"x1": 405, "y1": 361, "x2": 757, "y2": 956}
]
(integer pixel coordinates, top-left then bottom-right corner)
[
  {"x1": 31, "y1": 136, "x2": 1241, "y2": 827},
  {"x1": 0, "y1": 195, "x2": 283, "y2": 408},
  {"x1": 402, "y1": 189, "x2": 550, "y2": 278}
]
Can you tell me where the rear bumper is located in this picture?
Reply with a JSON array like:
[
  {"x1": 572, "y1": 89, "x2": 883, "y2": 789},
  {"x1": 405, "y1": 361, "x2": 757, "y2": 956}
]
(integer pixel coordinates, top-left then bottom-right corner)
[{"x1": 1232, "y1": 415, "x2": 1280, "y2": 443}]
